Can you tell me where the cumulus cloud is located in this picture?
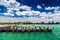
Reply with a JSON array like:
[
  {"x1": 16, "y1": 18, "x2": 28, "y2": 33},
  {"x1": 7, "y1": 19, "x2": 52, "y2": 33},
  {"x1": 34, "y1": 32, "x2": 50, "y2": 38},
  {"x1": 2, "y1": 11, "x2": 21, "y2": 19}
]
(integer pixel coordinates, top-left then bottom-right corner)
[
  {"x1": 4, "y1": 12, "x2": 14, "y2": 16},
  {"x1": 20, "y1": 5, "x2": 32, "y2": 11},
  {"x1": 45, "y1": 7, "x2": 54, "y2": 10},
  {"x1": 0, "y1": 0, "x2": 20, "y2": 16},
  {"x1": 15, "y1": 10, "x2": 40, "y2": 16},
  {"x1": 37, "y1": 5, "x2": 42, "y2": 9},
  {"x1": 45, "y1": 6, "x2": 60, "y2": 10},
  {"x1": 0, "y1": 0, "x2": 60, "y2": 23}
]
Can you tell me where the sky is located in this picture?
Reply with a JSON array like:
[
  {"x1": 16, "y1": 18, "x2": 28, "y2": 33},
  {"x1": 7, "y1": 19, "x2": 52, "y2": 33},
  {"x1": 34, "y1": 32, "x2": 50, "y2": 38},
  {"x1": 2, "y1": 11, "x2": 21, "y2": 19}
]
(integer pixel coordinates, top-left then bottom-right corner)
[{"x1": 0, "y1": 0, "x2": 60, "y2": 23}]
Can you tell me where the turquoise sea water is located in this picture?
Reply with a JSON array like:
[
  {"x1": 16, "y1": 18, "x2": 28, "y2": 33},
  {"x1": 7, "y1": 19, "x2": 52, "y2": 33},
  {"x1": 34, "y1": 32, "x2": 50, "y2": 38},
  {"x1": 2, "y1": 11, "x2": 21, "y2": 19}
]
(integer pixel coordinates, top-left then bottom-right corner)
[{"x1": 0, "y1": 24, "x2": 60, "y2": 40}]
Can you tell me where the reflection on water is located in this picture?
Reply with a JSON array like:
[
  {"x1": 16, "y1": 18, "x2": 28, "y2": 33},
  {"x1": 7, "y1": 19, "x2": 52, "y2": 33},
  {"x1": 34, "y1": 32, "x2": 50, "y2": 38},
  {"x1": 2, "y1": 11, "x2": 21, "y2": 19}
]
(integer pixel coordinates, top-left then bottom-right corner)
[{"x1": 0, "y1": 24, "x2": 60, "y2": 40}]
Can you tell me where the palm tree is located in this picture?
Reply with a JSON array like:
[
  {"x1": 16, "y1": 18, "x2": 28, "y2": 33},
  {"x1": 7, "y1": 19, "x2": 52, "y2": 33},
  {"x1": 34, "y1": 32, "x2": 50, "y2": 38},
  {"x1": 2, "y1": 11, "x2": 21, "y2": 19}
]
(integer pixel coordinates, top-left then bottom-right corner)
[
  {"x1": 51, "y1": 21, "x2": 54, "y2": 24},
  {"x1": 41, "y1": 22, "x2": 44, "y2": 24},
  {"x1": 56, "y1": 22, "x2": 59, "y2": 24},
  {"x1": 48, "y1": 21, "x2": 51, "y2": 24}
]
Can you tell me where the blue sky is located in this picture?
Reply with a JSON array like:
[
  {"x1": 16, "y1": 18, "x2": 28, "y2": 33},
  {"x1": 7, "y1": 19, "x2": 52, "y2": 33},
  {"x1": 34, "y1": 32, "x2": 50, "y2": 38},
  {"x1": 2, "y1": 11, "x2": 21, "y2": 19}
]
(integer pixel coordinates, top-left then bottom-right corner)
[{"x1": 0, "y1": 0, "x2": 60, "y2": 23}]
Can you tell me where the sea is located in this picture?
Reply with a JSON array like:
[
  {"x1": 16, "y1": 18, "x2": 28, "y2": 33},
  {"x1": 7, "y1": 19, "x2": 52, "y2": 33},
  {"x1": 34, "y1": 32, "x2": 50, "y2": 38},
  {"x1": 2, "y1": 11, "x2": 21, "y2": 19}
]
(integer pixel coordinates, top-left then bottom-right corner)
[{"x1": 0, "y1": 24, "x2": 60, "y2": 40}]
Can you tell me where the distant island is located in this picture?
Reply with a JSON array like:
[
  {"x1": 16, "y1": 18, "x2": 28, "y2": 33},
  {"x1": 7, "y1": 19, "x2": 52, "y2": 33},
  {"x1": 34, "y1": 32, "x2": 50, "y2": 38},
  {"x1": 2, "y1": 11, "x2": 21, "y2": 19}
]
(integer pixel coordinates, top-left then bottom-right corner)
[{"x1": 0, "y1": 21, "x2": 60, "y2": 24}]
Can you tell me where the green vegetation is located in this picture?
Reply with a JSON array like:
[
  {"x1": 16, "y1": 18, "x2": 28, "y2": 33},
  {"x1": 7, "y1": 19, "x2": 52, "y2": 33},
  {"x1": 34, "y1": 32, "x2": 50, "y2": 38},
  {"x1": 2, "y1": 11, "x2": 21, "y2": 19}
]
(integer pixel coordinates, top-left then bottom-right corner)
[{"x1": 0, "y1": 21, "x2": 60, "y2": 24}]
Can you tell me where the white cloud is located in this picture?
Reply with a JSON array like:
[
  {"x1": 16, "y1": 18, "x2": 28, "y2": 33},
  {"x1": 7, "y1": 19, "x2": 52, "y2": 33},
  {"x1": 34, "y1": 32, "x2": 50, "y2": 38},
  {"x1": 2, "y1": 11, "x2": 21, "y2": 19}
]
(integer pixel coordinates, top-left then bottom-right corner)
[
  {"x1": 54, "y1": 6, "x2": 60, "y2": 11},
  {"x1": 15, "y1": 11, "x2": 26, "y2": 16},
  {"x1": 37, "y1": 5, "x2": 42, "y2": 9},
  {"x1": 15, "y1": 10, "x2": 41, "y2": 16},
  {"x1": 45, "y1": 6, "x2": 60, "y2": 10},
  {"x1": 0, "y1": 11, "x2": 60, "y2": 23},
  {"x1": 4, "y1": 12, "x2": 14, "y2": 16},
  {"x1": 45, "y1": 7, "x2": 54, "y2": 10},
  {"x1": 0, "y1": 0, "x2": 60, "y2": 23},
  {"x1": 0, "y1": 0, "x2": 32, "y2": 16},
  {"x1": 15, "y1": 9, "x2": 60, "y2": 23},
  {"x1": 0, "y1": 0, "x2": 20, "y2": 16},
  {"x1": 20, "y1": 5, "x2": 32, "y2": 11}
]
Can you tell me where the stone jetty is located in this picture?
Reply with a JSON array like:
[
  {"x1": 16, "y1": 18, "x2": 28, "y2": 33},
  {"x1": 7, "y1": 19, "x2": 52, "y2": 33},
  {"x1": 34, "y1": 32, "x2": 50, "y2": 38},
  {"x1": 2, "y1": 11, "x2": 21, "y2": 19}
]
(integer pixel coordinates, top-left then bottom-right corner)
[{"x1": 0, "y1": 24, "x2": 54, "y2": 32}]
